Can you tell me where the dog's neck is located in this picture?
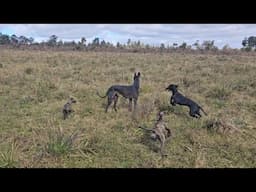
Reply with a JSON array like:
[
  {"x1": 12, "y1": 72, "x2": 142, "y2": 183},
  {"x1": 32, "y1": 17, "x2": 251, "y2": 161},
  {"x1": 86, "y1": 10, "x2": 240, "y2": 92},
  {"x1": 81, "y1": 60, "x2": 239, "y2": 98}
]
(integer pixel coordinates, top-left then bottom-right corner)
[
  {"x1": 67, "y1": 99, "x2": 74, "y2": 105},
  {"x1": 133, "y1": 78, "x2": 140, "y2": 90},
  {"x1": 66, "y1": 102, "x2": 72, "y2": 106},
  {"x1": 170, "y1": 89, "x2": 178, "y2": 95},
  {"x1": 157, "y1": 115, "x2": 163, "y2": 122}
]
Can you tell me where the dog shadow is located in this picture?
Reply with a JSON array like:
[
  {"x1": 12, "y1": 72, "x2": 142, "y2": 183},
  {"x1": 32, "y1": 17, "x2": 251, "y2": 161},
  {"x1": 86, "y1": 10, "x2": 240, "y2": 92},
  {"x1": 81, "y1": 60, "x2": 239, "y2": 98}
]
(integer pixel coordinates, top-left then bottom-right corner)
[{"x1": 165, "y1": 106, "x2": 191, "y2": 119}]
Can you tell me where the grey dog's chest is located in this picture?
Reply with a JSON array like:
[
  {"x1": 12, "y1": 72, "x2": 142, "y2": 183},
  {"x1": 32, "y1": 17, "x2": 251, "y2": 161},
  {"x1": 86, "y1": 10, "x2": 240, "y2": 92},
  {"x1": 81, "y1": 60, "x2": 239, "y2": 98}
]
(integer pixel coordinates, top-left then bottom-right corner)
[
  {"x1": 154, "y1": 122, "x2": 168, "y2": 135},
  {"x1": 64, "y1": 103, "x2": 72, "y2": 110}
]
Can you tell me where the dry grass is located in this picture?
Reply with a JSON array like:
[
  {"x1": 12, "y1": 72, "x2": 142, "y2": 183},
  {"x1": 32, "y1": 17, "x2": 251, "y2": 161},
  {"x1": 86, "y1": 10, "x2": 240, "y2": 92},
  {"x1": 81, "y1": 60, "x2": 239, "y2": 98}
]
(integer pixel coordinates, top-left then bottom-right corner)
[{"x1": 0, "y1": 49, "x2": 256, "y2": 168}]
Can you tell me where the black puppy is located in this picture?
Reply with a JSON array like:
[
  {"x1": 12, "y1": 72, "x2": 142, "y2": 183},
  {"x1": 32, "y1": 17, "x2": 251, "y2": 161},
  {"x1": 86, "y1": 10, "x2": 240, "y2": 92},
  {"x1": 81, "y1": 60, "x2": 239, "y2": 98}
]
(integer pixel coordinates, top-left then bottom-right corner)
[
  {"x1": 63, "y1": 97, "x2": 77, "y2": 120},
  {"x1": 166, "y1": 84, "x2": 207, "y2": 118}
]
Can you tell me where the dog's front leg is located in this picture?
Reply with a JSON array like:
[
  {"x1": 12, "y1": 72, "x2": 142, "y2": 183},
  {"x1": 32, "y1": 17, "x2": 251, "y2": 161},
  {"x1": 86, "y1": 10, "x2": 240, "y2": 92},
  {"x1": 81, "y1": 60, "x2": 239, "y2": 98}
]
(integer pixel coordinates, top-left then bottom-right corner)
[
  {"x1": 170, "y1": 96, "x2": 176, "y2": 106},
  {"x1": 160, "y1": 140, "x2": 167, "y2": 157},
  {"x1": 133, "y1": 98, "x2": 137, "y2": 111},
  {"x1": 158, "y1": 135, "x2": 167, "y2": 157},
  {"x1": 129, "y1": 98, "x2": 132, "y2": 111}
]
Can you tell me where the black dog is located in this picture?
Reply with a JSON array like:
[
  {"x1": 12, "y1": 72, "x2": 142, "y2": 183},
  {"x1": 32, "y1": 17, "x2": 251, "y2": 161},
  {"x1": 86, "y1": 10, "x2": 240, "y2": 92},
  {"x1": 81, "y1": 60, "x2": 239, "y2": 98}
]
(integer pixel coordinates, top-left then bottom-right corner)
[
  {"x1": 166, "y1": 84, "x2": 207, "y2": 118},
  {"x1": 97, "y1": 72, "x2": 141, "y2": 113}
]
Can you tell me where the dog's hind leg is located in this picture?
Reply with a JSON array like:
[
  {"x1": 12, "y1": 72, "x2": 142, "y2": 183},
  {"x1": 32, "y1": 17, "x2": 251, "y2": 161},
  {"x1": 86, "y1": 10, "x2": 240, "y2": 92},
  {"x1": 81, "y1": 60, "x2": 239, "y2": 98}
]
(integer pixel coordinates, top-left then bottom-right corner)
[
  {"x1": 105, "y1": 96, "x2": 113, "y2": 113},
  {"x1": 159, "y1": 137, "x2": 167, "y2": 157},
  {"x1": 63, "y1": 110, "x2": 69, "y2": 120},
  {"x1": 196, "y1": 111, "x2": 202, "y2": 118},
  {"x1": 189, "y1": 110, "x2": 198, "y2": 118},
  {"x1": 63, "y1": 111, "x2": 67, "y2": 120},
  {"x1": 113, "y1": 93, "x2": 119, "y2": 112}
]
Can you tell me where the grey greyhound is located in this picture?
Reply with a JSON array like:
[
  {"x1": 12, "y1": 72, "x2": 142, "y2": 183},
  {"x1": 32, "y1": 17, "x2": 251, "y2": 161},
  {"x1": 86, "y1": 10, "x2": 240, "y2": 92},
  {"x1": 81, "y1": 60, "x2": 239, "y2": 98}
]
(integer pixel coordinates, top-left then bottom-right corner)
[
  {"x1": 63, "y1": 97, "x2": 77, "y2": 120},
  {"x1": 166, "y1": 84, "x2": 207, "y2": 118},
  {"x1": 139, "y1": 111, "x2": 172, "y2": 157},
  {"x1": 97, "y1": 72, "x2": 141, "y2": 113}
]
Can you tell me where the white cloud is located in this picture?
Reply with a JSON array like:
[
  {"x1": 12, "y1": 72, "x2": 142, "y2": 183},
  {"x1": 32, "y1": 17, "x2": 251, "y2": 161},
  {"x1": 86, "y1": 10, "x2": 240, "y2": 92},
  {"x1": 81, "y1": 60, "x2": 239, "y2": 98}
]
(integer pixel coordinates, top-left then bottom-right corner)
[{"x1": 1, "y1": 24, "x2": 256, "y2": 48}]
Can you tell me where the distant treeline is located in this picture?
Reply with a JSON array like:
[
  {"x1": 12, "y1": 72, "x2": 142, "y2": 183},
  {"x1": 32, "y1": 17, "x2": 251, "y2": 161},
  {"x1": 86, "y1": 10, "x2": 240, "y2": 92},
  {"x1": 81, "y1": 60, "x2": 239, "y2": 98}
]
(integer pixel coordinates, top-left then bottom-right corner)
[{"x1": 1, "y1": 33, "x2": 256, "y2": 53}]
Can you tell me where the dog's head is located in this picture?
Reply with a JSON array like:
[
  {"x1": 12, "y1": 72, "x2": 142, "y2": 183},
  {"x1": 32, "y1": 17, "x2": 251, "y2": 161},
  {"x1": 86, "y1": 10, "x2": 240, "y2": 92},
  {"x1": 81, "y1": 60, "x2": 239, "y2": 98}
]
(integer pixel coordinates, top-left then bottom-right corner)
[
  {"x1": 134, "y1": 72, "x2": 141, "y2": 80},
  {"x1": 69, "y1": 97, "x2": 77, "y2": 104},
  {"x1": 165, "y1": 84, "x2": 178, "y2": 92},
  {"x1": 150, "y1": 132, "x2": 157, "y2": 140},
  {"x1": 157, "y1": 111, "x2": 165, "y2": 120}
]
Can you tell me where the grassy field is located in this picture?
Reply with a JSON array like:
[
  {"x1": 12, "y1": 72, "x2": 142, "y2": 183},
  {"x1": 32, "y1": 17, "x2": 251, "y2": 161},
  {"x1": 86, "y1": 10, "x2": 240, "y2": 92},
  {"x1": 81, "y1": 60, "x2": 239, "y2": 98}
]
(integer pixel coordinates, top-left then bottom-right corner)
[{"x1": 0, "y1": 49, "x2": 256, "y2": 168}]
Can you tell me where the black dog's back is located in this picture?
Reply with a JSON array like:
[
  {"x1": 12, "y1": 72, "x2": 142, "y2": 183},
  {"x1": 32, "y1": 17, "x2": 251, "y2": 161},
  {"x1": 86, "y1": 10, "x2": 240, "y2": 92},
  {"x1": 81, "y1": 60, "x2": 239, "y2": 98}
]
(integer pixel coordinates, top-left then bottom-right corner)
[{"x1": 173, "y1": 92, "x2": 198, "y2": 107}]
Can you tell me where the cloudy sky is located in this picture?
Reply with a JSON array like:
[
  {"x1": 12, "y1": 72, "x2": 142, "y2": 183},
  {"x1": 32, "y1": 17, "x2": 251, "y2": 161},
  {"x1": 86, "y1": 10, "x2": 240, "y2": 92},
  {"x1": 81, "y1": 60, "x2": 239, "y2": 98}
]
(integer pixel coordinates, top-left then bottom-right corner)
[{"x1": 0, "y1": 24, "x2": 256, "y2": 48}]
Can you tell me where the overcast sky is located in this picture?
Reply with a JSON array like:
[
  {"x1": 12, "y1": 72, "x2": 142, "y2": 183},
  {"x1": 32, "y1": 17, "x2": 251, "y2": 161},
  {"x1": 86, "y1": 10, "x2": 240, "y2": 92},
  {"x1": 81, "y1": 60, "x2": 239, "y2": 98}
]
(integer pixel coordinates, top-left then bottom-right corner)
[{"x1": 0, "y1": 24, "x2": 256, "y2": 48}]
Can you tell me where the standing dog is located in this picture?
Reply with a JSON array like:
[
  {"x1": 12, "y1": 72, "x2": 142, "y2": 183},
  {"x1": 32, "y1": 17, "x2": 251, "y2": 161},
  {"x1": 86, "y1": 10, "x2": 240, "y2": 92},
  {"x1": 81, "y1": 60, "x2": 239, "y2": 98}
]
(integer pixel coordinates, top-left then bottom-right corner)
[
  {"x1": 166, "y1": 84, "x2": 207, "y2": 118},
  {"x1": 139, "y1": 111, "x2": 172, "y2": 157},
  {"x1": 97, "y1": 72, "x2": 141, "y2": 113},
  {"x1": 63, "y1": 97, "x2": 77, "y2": 120}
]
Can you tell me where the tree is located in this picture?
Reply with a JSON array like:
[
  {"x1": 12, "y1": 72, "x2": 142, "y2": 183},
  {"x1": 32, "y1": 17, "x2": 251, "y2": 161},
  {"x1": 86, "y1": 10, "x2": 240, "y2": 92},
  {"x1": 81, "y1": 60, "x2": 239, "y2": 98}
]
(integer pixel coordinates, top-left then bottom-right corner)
[
  {"x1": 100, "y1": 40, "x2": 106, "y2": 47},
  {"x1": 247, "y1": 36, "x2": 256, "y2": 49},
  {"x1": 202, "y1": 40, "x2": 217, "y2": 51},
  {"x1": 173, "y1": 43, "x2": 178, "y2": 49},
  {"x1": 160, "y1": 43, "x2": 165, "y2": 50},
  {"x1": 0, "y1": 34, "x2": 10, "y2": 45},
  {"x1": 127, "y1": 39, "x2": 131, "y2": 47},
  {"x1": 186, "y1": 45, "x2": 192, "y2": 50},
  {"x1": 19, "y1": 36, "x2": 29, "y2": 45},
  {"x1": 241, "y1": 36, "x2": 256, "y2": 51},
  {"x1": 77, "y1": 37, "x2": 86, "y2": 50},
  {"x1": 242, "y1": 37, "x2": 248, "y2": 47},
  {"x1": 10, "y1": 34, "x2": 19, "y2": 45},
  {"x1": 92, "y1": 37, "x2": 100, "y2": 46},
  {"x1": 193, "y1": 40, "x2": 200, "y2": 50},
  {"x1": 57, "y1": 40, "x2": 63, "y2": 47},
  {"x1": 136, "y1": 40, "x2": 141, "y2": 48},
  {"x1": 179, "y1": 42, "x2": 187, "y2": 50},
  {"x1": 81, "y1": 37, "x2": 86, "y2": 45},
  {"x1": 28, "y1": 37, "x2": 34, "y2": 45},
  {"x1": 47, "y1": 35, "x2": 58, "y2": 46},
  {"x1": 222, "y1": 44, "x2": 230, "y2": 51}
]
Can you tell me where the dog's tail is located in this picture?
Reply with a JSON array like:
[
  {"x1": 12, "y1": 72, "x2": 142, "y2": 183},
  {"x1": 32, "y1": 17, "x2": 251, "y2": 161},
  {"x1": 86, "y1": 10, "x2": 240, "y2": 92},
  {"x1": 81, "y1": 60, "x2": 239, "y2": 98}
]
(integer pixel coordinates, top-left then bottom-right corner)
[
  {"x1": 96, "y1": 91, "x2": 107, "y2": 98},
  {"x1": 199, "y1": 106, "x2": 208, "y2": 116},
  {"x1": 138, "y1": 126, "x2": 154, "y2": 132}
]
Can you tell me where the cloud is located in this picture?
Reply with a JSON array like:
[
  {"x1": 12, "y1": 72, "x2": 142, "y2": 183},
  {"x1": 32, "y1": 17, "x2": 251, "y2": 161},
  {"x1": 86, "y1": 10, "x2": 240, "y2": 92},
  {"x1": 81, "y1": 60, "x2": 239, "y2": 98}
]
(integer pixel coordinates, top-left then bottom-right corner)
[{"x1": 1, "y1": 24, "x2": 256, "y2": 48}]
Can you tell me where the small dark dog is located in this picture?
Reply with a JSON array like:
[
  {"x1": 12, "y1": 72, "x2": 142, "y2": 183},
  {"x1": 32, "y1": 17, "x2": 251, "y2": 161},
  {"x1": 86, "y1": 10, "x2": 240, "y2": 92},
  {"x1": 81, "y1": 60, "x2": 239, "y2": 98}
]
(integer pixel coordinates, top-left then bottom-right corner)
[
  {"x1": 139, "y1": 111, "x2": 172, "y2": 157},
  {"x1": 63, "y1": 97, "x2": 77, "y2": 120},
  {"x1": 166, "y1": 84, "x2": 207, "y2": 118},
  {"x1": 97, "y1": 72, "x2": 141, "y2": 113}
]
